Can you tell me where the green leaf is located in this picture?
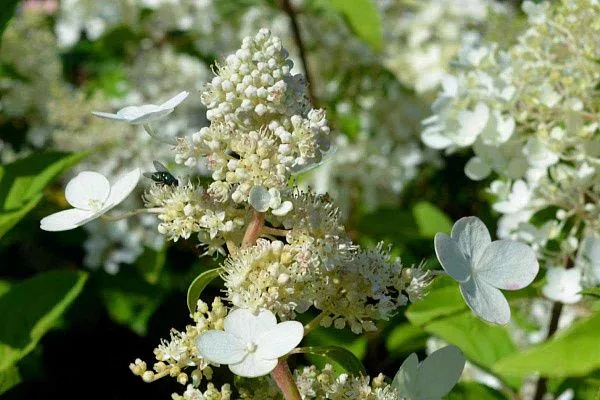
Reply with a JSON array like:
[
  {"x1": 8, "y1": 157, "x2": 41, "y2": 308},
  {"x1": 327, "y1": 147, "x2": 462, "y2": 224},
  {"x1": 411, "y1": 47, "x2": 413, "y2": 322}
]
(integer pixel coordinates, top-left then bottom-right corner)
[
  {"x1": 135, "y1": 246, "x2": 167, "y2": 284},
  {"x1": 406, "y1": 276, "x2": 466, "y2": 326},
  {"x1": 187, "y1": 268, "x2": 222, "y2": 314},
  {"x1": 0, "y1": 365, "x2": 20, "y2": 395},
  {"x1": 0, "y1": 270, "x2": 88, "y2": 372},
  {"x1": 446, "y1": 382, "x2": 505, "y2": 400},
  {"x1": 493, "y1": 312, "x2": 600, "y2": 378},
  {"x1": 412, "y1": 201, "x2": 453, "y2": 237},
  {"x1": 0, "y1": 151, "x2": 88, "y2": 239},
  {"x1": 425, "y1": 311, "x2": 520, "y2": 388},
  {"x1": 292, "y1": 346, "x2": 366, "y2": 376},
  {"x1": 318, "y1": 0, "x2": 382, "y2": 51},
  {"x1": 0, "y1": 0, "x2": 19, "y2": 42},
  {"x1": 100, "y1": 269, "x2": 165, "y2": 336},
  {"x1": 385, "y1": 322, "x2": 427, "y2": 355},
  {"x1": 580, "y1": 287, "x2": 600, "y2": 298}
]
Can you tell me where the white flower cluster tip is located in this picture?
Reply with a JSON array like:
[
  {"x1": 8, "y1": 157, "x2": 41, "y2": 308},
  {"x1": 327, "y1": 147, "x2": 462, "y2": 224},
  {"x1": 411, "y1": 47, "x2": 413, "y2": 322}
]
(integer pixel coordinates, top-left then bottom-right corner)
[{"x1": 175, "y1": 28, "x2": 330, "y2": 212}]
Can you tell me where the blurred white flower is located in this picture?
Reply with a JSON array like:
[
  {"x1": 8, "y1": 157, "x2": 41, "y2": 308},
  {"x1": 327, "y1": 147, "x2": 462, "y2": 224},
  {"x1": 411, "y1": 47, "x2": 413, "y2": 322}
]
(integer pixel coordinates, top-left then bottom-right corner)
[
  {"x1": 41, "y1": 169, "x2": 141, "y2": 231},
  {"x1": 493, "y1": 180, "x2": 531, "y2": 214},
  {"x1": 392, "y1": 345, "x2": 465, "y2": 400},
  {"x1": 577, "y1": 236, "x2": 600, "y2": 285},
  {"x1": 92, "y1": 91, "x2": 189, "y2": 124},
  {"x1": 435, "y1": 216, "x2": 539, "y2": 324},
  {"x1": 464, "y1": 156, "x2": 492, "y2": 181},
  {"x1": 196, "y1": 308, "x2": 303, "y2": 378},
  {"x1": 522, "y1": 138, "x2": 559, "y2": 169},
  {"x1": 542, "y1": 267, "x2": 583, "y2": 304},
  {"x1": 522, "y1": 0, "x2": 549, "y2": 24}
]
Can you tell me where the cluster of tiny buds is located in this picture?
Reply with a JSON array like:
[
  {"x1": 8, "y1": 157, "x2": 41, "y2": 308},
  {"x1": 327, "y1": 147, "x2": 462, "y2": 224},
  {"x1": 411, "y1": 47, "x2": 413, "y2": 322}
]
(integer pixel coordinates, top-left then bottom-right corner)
[{"x1": 175, "y1": 28, "x2": 330, "y2": 210}]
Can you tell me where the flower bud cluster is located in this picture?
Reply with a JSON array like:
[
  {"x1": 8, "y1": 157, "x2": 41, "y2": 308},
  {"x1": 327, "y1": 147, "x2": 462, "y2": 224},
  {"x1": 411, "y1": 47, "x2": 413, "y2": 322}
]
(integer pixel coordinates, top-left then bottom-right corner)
[
  {"x1": 175, "y1": 28, "x2": 330, "y2": 210},
  {"x1": 237, "y1": 364, "x2": 398, "y2": 400},
  {"x1": 223, "y1": 189, "x2": 429, "y2": 334},
  {"x1": 130, "y1": 298, "x2": 228, "y2": 399},
  {"x1": 144, "y1": 182, "x2": 248, "y2": 254}
]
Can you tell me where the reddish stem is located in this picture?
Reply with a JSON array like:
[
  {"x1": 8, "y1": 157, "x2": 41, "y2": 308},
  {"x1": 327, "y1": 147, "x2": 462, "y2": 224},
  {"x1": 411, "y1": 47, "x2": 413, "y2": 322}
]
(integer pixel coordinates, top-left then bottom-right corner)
[
  {"x1": 271, "y1": 359, "x2": 301, "y2": 400},
  {"x1": 241, "y1": 211, "x2": 264, "y2": 248}
]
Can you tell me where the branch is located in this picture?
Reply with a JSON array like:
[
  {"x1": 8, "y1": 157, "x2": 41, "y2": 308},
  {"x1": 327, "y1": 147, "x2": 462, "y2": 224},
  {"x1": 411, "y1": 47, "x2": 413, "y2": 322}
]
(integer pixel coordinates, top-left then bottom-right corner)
[{"x1": 281, "y1": 0, "x2": 317, "y2": 106}]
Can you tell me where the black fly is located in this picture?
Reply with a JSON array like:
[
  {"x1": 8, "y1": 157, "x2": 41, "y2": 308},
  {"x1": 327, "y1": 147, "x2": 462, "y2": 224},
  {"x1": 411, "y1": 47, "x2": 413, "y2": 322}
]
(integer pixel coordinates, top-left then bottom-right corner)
[{"x1": 144, "y1": 161, "x2": 179, "y2": 186}]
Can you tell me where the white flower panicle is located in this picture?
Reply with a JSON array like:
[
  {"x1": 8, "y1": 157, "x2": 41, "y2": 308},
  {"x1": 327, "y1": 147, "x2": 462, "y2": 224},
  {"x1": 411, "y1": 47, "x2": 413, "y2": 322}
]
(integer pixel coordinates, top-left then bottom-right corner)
[
  {"x1": 423, "y1": 0, "x2": 600, "y2": 300},
  {"x1": 131, "y1": 27, "x2": 433, "y2": 398},
  {"x1": 221, "y1": 189, "x2": 429, "y2": 334},
  {"x1": 175, "y1": 28, "x2": 331, "y2": 210},
  {"x1": 382, "y1": 0, "x2": 512, "y2": 94}
]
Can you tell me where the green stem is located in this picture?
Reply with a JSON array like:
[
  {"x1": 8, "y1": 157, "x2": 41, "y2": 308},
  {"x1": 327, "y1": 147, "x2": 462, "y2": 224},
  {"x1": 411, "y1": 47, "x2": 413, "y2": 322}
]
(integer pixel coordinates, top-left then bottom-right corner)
[
  {"x1": 101, "y1": 207, "x2": 163, "y2": 221},
  {"x1": 303, "y1": 311, "x2": 327, "y2": 336},
  {"x1": 262, "y1": 226, "x2": 291, "y2": 237},
  {"x1": 271, "y1": 359, "x2": 301, "y2": 400}
]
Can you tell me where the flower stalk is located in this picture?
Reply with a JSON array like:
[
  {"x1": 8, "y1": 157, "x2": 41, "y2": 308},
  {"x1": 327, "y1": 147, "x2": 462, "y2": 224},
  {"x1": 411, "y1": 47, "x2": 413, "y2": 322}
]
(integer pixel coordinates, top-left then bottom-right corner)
[
  {"x1": 271, "y1": 359, "x2": 302, "y2": 400},
  {"x1": 241, "y1": 211, "x2": 265, "y2": 248}
]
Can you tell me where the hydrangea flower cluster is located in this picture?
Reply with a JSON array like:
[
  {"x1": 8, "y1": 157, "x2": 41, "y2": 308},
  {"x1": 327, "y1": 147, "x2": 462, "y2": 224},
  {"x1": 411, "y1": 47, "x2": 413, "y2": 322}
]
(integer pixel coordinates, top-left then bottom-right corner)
[
  {"x1": 422, "y1": 0, "x2": 600, "y2": 302},
  {"x1": 175, "y1": 28, "x2": 330, "y2": 211},
  {"x1": 380, "y1": 0, "x2": 514, "y2": 94},
  {"x1": 120, "y1": 29, "x2": 435, "y2": 398},
  {"x1": 37, "y1": 19, "x2": 547, "y2": 398}
]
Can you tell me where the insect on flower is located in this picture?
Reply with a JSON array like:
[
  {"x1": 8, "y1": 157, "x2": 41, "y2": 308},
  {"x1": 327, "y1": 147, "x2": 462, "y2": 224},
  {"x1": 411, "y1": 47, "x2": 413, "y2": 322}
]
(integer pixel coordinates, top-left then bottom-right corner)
[{"x1": 144, "y1": 161, "x2": 179, "y2": 186}]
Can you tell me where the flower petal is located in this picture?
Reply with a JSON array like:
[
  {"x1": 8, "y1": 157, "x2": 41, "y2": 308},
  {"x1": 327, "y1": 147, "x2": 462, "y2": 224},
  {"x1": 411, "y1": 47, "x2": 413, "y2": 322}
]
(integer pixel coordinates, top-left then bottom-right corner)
[
  {"x1": 117, "y1": 105, "x2": 172, "y2": 124},
  {"x1": 160, "y1": 91, "x2": 189, "y2": 109},
  {"x1": 416, "y1": 345, "x2": 465, "y2": 399},
  {"x1": 255, "y1": 321, "x2": 303, "y2": 360},
  {"x1": 248, "y1": 186, "x2": 271, "y2": 212},
  {"x1": 40, "y1": 208, "x2": 97, "y2": 231},
  {"x1": 474, "y1": 240, "x2": 539, "y2": 290},
  {"x1": 434, "y1": 233, "x2": 470, "y2": 282},
  {"x1": 451, "y1": 216, "x2": 491, "y2": 264},
  {"x1": 392, "y1": 353, "x2": 418, "y2": 397},
  {"x1": 464, "y1": 156, "x2": 491, "y2": 181},
  {"x1": 460, "y1": 278, "x2": 510, "y2": 324},
  {"x1": 224, "y1": 308, "x2": 277, "y2": 343},
  {"x1": 65, "y1": 171, "x2": 110, "y2": 210},
  {"x1": 104, "y1": 168, "x2": 142, "y2": 210},
  {"x1": 91, "y1": 111, "x2": 124, "y2": 121},
  {"x1": 229, "y1": 353, "x2": 277, "y2": 378},
  {"x1": 195, "y1": 330, "x2": 246, "y2": 365}
]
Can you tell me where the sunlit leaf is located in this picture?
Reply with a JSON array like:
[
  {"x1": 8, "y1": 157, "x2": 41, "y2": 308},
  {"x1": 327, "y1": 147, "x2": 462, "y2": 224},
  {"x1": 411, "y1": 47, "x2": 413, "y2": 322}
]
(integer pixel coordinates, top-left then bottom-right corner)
[
  {"x1": 0, "y1": 365, "x2": 20, "y2": 395},
  {"x1": 317, "y1": 0, "x2": 382, "y2": 51},
  {"x1": 0, "y1": 151, "x2": 88, "y2": 239},
  {"x1": 0, "y1": 270, "x2": 88, "y2": 372},
  {"x1": 493, "y1": 312, "x2": 600, "y2": 378},
  {"x1": 412, "y1": 201, "x2": 453, "y2": 237}
]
